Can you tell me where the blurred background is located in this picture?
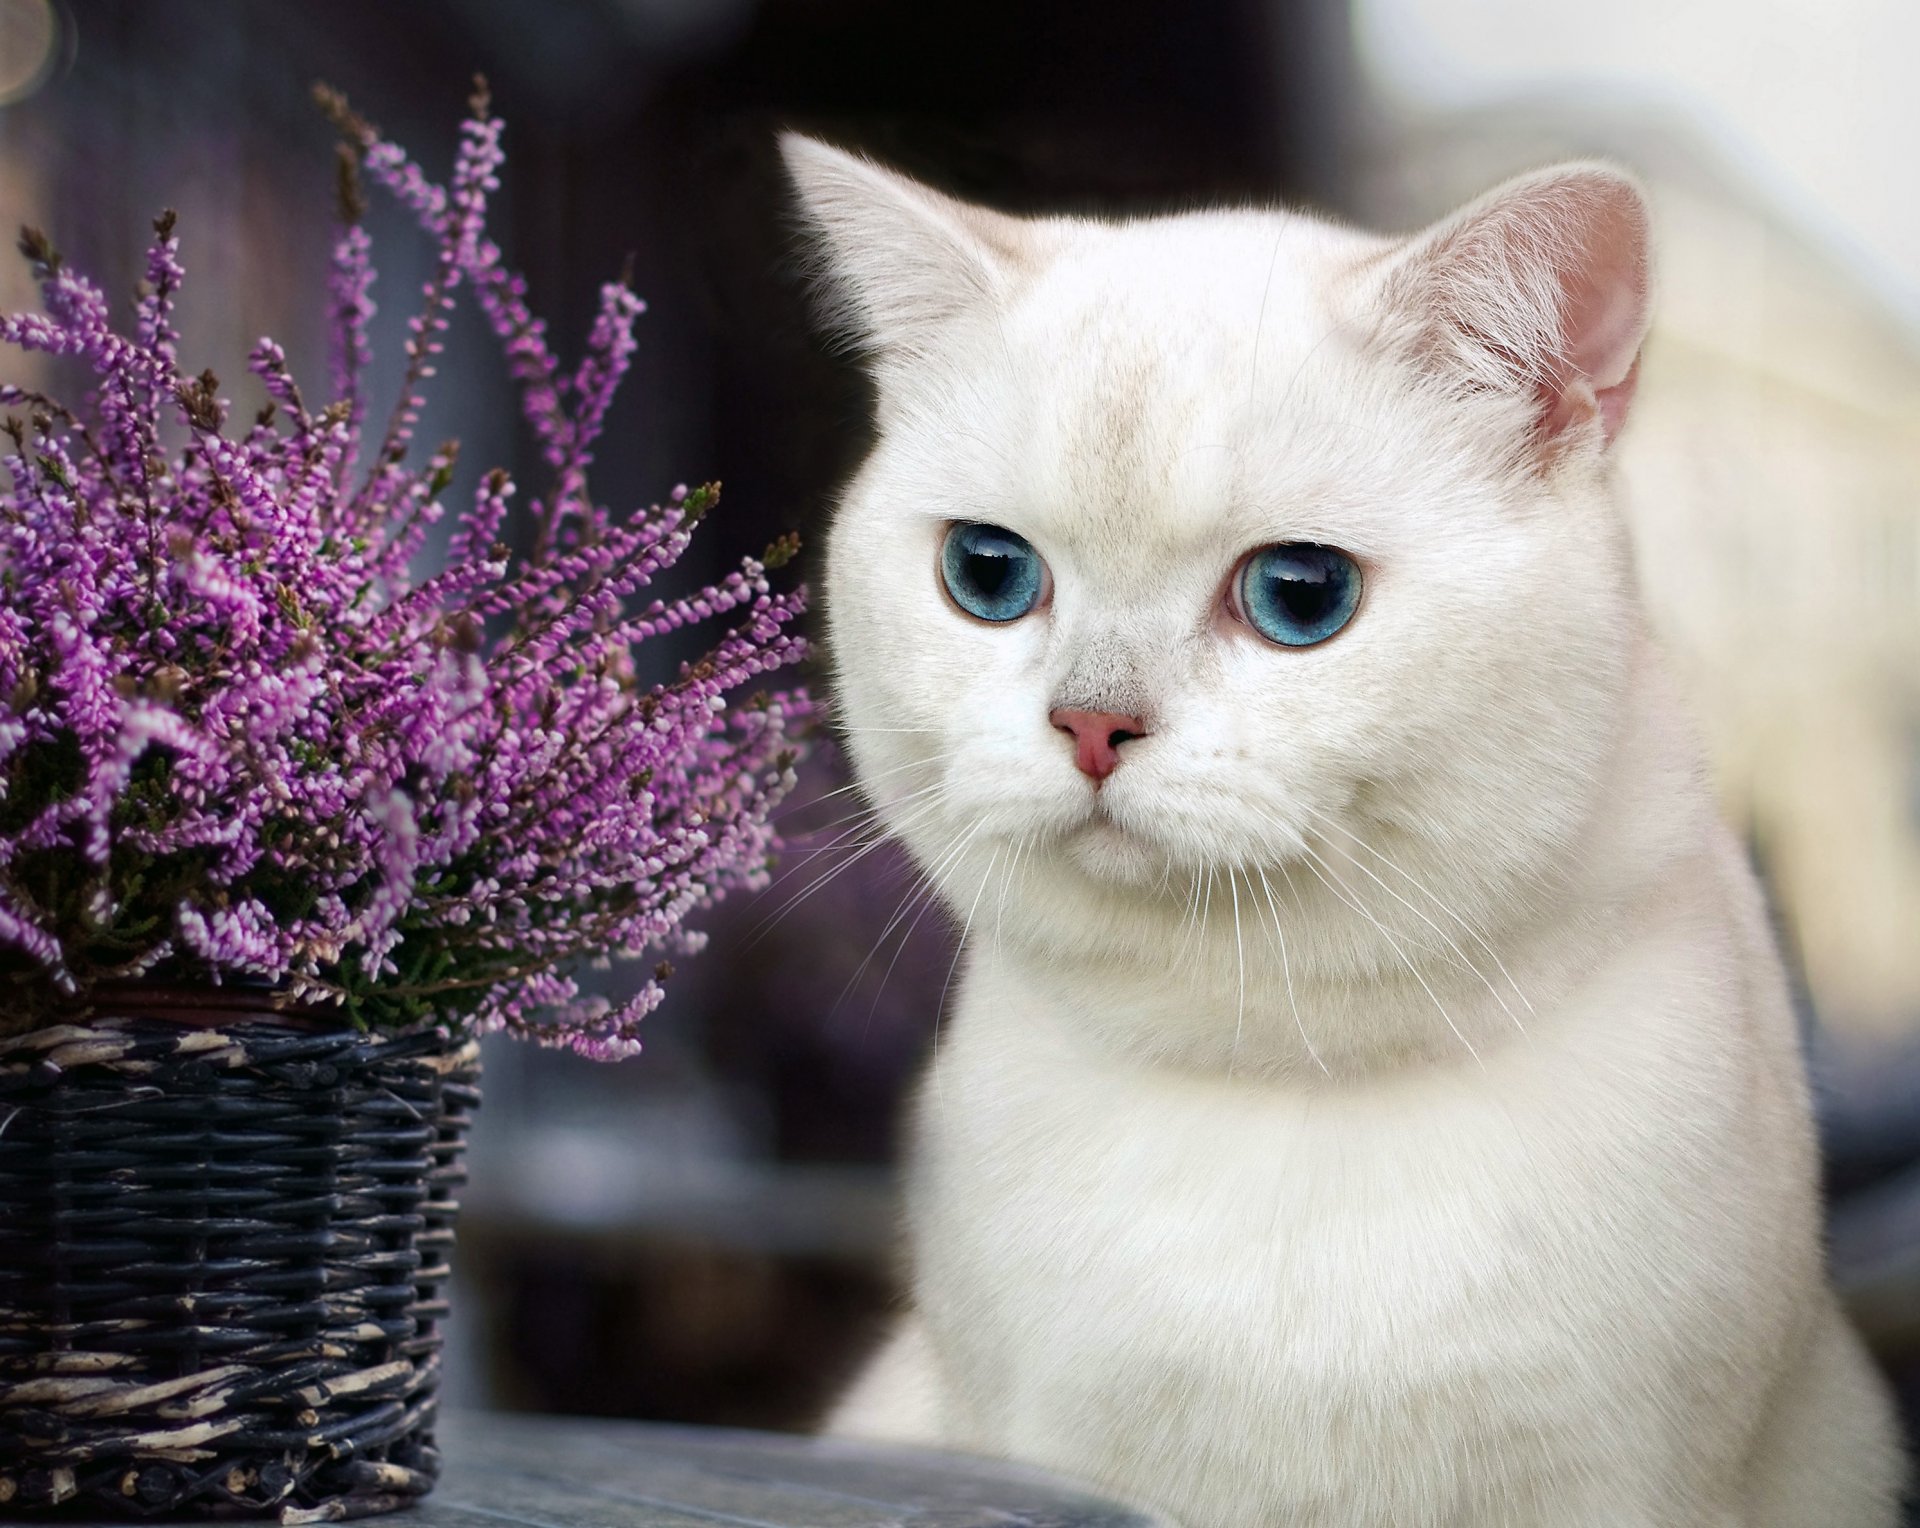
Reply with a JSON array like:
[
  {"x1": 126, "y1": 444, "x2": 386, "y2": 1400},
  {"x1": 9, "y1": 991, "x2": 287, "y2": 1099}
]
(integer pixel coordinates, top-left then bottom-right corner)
[{"x1": 1, "y1": 0, "x2": 1915, "y2": 1458}]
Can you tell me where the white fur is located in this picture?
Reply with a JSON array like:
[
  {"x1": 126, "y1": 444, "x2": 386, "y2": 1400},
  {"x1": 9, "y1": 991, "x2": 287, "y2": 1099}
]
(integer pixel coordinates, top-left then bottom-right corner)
[{"x1": 782, "y1": 136, "x2": 1908, "y2": 1526}]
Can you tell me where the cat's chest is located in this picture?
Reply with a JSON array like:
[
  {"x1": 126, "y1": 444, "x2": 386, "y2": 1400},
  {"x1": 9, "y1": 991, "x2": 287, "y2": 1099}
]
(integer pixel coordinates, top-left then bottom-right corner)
[
  {"x1": 906, "y1": 1000, "x2": 1799, "y2": 1517},
  {"x1": 914, "y1": 1037, "x2": 1628, "y2": 1370}
]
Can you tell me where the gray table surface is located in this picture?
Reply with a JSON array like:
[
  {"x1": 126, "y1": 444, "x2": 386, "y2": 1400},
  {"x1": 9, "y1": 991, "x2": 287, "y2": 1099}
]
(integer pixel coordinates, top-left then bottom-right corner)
[{"x1": 390, "y1": 1413, "x2": 1166, "y2": 1528}]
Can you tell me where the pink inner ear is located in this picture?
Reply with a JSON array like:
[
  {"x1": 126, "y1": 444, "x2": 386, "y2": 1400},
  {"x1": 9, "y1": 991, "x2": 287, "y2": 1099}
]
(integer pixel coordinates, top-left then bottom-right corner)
[
  {"x1": 1538, "y1": 361, "x2": 1637, "y2": 445},
  {"x1": 1536, "y1": 177, "x2": 1651, "y2": 447},
  {"x1": 1552, "y1": 187, "x2": 1649, "y2": 444},
  {"x1": 1424, "y1": 169, "x2": 1653, "y2": 452}
]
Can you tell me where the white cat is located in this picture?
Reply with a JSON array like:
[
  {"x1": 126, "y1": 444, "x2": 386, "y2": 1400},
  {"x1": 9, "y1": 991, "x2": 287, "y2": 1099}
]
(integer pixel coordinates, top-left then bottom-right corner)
[{"x1": 781, "y1": 136, "x2": 1909, "y2": 1527}]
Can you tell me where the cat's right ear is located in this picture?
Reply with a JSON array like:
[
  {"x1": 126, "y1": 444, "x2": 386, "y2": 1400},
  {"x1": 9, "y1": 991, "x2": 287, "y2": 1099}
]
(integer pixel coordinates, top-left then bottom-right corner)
[
  {"x1": 779, "y1": 135, "x2": 1029, "y2": 359},
  {"x1": 1376, "y1": 163, "x2": 1652, "y2": 456}
]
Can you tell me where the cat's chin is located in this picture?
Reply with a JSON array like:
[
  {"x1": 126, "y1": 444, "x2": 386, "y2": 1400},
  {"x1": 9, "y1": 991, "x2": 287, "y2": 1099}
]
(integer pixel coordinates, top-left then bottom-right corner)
[{"x1": 1061, "y1": 812, "x2": 1171, "y2": 887}]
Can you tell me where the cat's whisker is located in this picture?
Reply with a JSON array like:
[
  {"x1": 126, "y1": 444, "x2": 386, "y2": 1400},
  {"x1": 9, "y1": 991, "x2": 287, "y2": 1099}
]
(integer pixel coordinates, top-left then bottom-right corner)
[
  {"x1": 1195, "y1": 865, "x2": 1221, "y2": 984},
  {"x1": 774, "y1": 778, "x2": 949, "y2": 870},
  {"x1": 1152, "y1": 854, "x2": 1177, "y2": 900},
  {"x1": 779, "y1": 822, "x2": 898, "y2": 869},
  {"x1": 781, "y1": 822, "x2": 888, "y2": 863},
  {"x1": 781, "y1": 797, "x2": 901, "y2": 857},
  {"x1": 746, "y1": 834, "x2": 892, "y2": 944},
  {"x1": 1174, "y1": 865, "x2": 1201, "y2": 956},
  {"x1": 1253, "y1": 864, "x2": 1328, "y2": 1077},
  {"x1": 1275, "y1": 860, "x2": 1316, "y2": 977},
  {"x1": 1015, "y1": 833, "x2": 1035, "y2": 902},
  {"x1": 1227, "y1": 867, "x2": 1248, "y2": 1076},
  {"x1": 1242, "y1": 805, "x2": 1448, "y2": 962},
  {"x1": 787, "y1": 752, "x2": 944, "y2": 825},
  {"x1": 936, "y1": 839, "x2": 1006, "y2": 1043},
  {"x1": 1178, "y1": 864, "x2": 1214, "y2": 974},
  {"x1": 1297, "y1": 848, "x2": 1484, "y2": 1069},
  {"x1": 918, "y1": 820, "x2": 996, "y2": 1100},
  {"x1": 1300, "y1": 811, "x2": 1526, "y2": 1036},
  {"x1": 787, "y1": 756, "x2": 935, "y2": 819},
  {"x1": 1308, "y1": 812, "x2": 1536, "y2": 1019},
  {"x1": 874, "y1": 838, "x2": 984, "y2": 1030},
  {"x1": 790, "y1": 774, "x2": 950, "y2": 846},
  {"x1": 994, "y1": 833, "x2": 1031, "y2": 950},
  {"x1": 750, "y1": 833, "x2": 909, "y2": 947},
  {"x1": 863, "y1": 879, "x2": 945, "y2": 1031},
  {"x1": 836, "y1": 817, "x2": 985, "y2": 1020},
  {"x1": 747, "y1": 787, "x2": 954, "y2": 942}
]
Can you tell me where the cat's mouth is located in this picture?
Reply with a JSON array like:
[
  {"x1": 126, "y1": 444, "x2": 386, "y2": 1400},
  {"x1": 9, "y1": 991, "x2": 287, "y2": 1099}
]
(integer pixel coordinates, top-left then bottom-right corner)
[
  {"x1": 1063, "y1": 797, "x2": 1167, "y2": 883},
  {"x1": 1081, "y1": 794, "x2": 1134, "y2": 836}
]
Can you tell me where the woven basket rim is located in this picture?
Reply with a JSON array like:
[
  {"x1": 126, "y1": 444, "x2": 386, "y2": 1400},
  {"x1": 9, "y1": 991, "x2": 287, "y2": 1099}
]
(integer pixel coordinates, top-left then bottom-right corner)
[{"x1": 0, "y1": 1007, "x2": 481, "y2": 1074}]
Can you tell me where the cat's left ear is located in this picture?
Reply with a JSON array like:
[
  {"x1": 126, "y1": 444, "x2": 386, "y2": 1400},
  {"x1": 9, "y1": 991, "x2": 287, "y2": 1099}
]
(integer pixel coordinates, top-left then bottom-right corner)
[
  {"x1": 1382, "y1": 163, "x2": 1652, "y2": 453},
  {"x1": 780, "y1": 134, "x2": 1034, "y2": 360}
]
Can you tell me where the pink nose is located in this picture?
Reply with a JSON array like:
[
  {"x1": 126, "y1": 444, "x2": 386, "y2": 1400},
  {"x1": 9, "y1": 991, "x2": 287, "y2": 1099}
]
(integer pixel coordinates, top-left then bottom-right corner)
[{"x1": 1050, "y1": 708, "x2": 1147, "y2": 783}]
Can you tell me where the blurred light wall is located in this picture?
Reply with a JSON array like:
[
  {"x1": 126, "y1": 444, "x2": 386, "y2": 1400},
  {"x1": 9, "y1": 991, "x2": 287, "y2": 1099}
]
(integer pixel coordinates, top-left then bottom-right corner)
[{"x1": 1356, "y1": 0, "x2": 1920, "y2": 328}]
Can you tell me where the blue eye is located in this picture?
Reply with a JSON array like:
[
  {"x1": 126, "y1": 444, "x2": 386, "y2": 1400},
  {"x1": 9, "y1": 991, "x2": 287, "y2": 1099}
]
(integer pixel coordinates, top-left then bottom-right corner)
[
  {"x1": 940, "y1": 522, "x2": 1046, "y2": 623},
  {"x1": 1237, "y1": 543, "x2": 1361, "y2": 647}
]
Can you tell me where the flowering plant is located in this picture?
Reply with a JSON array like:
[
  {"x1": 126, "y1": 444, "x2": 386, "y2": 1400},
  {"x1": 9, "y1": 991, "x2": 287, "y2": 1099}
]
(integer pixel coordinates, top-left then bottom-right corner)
[{"x1": 0, "y1": 82, "x2": 808, "y2": 1059}]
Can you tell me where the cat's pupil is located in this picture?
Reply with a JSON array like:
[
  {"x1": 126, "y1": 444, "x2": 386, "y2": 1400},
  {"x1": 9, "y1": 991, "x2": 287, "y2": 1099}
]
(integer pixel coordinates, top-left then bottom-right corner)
[
  {"x1": 966, "y1": 550, "x2": 1016, "y2": 597},
  {"x1": 1261, "y1": 563, "x2": 1336, "y2": 623}
]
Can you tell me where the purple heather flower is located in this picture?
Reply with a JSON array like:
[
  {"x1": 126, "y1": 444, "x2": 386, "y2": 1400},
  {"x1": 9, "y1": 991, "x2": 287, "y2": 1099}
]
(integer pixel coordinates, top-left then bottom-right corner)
[{"x1": 0, "y1": 86, "x2": 811, "y2": 1053}]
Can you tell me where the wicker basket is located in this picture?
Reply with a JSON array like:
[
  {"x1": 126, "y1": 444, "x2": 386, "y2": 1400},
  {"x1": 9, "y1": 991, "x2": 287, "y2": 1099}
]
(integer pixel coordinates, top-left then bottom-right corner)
[{"x1": 0, "y1": 990, "x2": 480, "y2": 1521}]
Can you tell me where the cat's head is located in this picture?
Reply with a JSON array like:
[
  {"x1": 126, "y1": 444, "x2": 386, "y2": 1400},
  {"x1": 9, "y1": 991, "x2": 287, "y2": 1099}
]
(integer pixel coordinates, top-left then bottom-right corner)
[{"x1": 785, "y1": 138, "x2": 1655, "y2": 1050}]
